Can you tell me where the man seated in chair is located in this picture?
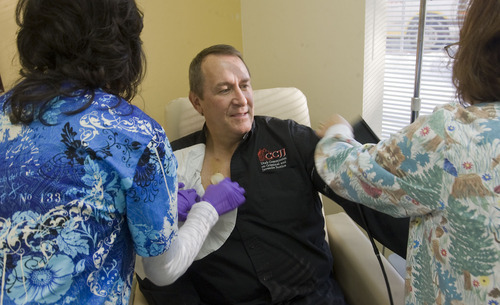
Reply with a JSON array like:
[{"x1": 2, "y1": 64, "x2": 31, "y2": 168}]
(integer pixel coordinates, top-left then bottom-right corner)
[{"x1": 137, "y1": 44, "x2": 406, "y2": 305}]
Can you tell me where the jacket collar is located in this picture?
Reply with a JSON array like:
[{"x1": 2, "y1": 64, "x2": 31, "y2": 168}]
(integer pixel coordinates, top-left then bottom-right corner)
[{"x1": 200, "y1": 119, "x2": 256, "y2": 144}]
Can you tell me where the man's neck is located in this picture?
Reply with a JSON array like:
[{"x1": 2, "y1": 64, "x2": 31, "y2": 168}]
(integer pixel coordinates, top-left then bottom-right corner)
[
  {"x1": 201, "y1": 130, "x2": 242, "y2": 188},
  {"x1": 205, "y1": 131, "x2": 242, "y2": 158}
]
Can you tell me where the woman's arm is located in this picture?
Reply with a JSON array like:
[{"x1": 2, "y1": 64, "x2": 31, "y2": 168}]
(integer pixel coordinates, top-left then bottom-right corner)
[
  {"x1": 315, "y1": 112, "x2": 449, "y2": 218},
  {"x1": 141, "y1": 201, "x2": 218, "y2": 286}
]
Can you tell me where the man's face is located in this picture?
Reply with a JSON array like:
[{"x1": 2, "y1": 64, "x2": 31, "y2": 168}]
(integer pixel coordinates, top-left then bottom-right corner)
[{"x1": 191, "y1": 54, "x2": 254, "y2": 140}]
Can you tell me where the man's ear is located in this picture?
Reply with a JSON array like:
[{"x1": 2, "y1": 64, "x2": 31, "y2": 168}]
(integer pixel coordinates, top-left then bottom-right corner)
[{"x1": 189, "y1": 91, "x2": 203, "y2": 116}]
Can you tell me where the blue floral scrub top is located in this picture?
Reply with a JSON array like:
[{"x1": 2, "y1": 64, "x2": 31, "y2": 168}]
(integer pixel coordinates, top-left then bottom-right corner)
[
  {"x1": 0, "y1": 89, "x2": 178, "y2": 305},
  {"x1": 316, "y1": 102, "x2": 500, "y2": 305}
]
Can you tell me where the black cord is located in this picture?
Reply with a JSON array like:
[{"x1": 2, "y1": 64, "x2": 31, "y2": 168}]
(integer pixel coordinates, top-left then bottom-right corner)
[{"x1": 356, "y1": 203, "x2": 394, "y2": 305}]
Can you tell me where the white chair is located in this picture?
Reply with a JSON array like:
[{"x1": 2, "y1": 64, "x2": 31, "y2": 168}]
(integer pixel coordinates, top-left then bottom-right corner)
[
  {"x1": 326, "y1": 212, "x2": 405, "y2": 305},
  {"x1": 163, "y1": 87, "x2": 311, "y2": 141},
  {"x1": 131, "y1": 87, "x2": 404, "y2": 305}
]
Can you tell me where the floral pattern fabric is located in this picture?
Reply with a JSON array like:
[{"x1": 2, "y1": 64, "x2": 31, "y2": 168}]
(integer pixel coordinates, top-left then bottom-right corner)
[
  {"x1": 315, "y1": 102, "x2": 500, "y2": 305},
  {"x1": 0, "y1": 89, "x2": 178, "y2": 305}
]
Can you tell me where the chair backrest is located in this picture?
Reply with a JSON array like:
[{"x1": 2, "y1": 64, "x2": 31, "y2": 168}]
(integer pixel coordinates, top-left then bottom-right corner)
[{"x1": 164, "y1": 87, "x2": 310, "y2": 141}]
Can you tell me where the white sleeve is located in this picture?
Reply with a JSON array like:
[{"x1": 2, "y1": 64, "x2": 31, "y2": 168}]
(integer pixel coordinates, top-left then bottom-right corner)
[
  {"x1": 141, "y1": 200, "x2": 218, "y2": 286},
  {"x1": 324, "y1": 123, "x2": 354, "y2": 139}
]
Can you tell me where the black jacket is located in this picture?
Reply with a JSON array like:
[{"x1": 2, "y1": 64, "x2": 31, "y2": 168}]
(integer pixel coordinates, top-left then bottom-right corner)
[{"x1": 139, "y1": 116, "x2": 408, "y2": 305}]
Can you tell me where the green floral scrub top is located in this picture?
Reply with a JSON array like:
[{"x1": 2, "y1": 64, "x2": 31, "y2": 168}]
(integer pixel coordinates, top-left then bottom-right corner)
[
  {"x1": 315, "y1": 102, "x2": 500, "y2": 305},
  {"x1": 0, "y1": 89, "x2": 178, "y2": 304}
]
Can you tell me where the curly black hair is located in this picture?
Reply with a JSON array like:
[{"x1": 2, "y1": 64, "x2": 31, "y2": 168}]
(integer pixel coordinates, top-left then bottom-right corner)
[{"x1": 4, "y1": 0, "x2": 146, "y2": 124}]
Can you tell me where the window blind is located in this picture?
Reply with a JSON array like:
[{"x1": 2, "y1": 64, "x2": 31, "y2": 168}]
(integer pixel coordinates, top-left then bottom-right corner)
[{"x1": 363, "y1": 0, "x2": 466, "y2": 139}]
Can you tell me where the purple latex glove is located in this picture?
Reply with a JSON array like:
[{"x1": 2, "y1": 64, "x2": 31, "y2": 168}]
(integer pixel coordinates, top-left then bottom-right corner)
[
  {"x1": 201, "y1": 178, "x2": 246, "y2": 215},
  {"x1": 177, "y1": 183, "x2": 200, "y2": 222}
]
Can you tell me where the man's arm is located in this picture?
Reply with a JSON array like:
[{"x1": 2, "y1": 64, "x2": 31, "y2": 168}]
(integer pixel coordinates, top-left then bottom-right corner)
[
  {"x1": 275, "y1": 118, "x2": 409, "y2": 257},
  {"x1": 312, "y1": 168, "x2": 409, "y2": 257},
  {"x1": 294, "y1": 119, "x2": 410, "y2": 258}
]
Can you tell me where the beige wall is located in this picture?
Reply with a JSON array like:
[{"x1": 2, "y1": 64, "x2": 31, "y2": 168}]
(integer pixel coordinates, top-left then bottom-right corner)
[
  {"x1": 0, "y1": 1, "x2": 21, "y2": 91},
  {"x1": 135, "y1": 0, "x2": 243, "y2": 133},
  {"x1": 241, "y1": 0, "x2": 365, "y2": 214},
  {"x1": 241, "y1": 0, "x2": 365, "y2": 128}
]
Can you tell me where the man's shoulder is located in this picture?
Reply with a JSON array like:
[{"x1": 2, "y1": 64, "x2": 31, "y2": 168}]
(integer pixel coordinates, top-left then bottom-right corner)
[
  {"x1": 254, "y1": 115, "x2": 309, "y2": 128},
  {"x1": 254, "y1": 115, "x2": 295, "y2": 130},
  {"x1": 171, "y1": 130, "x2": 204, "y2": 151},
  {"x1": 254, "y1": 115, "x2": 316, "y2": 139}
]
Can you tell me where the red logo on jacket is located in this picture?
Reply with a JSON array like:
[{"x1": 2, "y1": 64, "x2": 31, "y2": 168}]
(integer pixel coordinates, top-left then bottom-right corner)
[{"x1": 258, "y1": 148, "x2": 287, "y2": 162}]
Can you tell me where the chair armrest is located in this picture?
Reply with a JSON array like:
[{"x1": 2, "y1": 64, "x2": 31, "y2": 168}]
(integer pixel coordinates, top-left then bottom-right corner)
[{"x1": 326, "y1": 212, "x2": 405, "y2": 305}]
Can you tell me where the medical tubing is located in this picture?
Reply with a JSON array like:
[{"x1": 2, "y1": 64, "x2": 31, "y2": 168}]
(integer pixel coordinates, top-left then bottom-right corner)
[{"x1": 356, "y1": 203, "x2": 394, "y2": 305}]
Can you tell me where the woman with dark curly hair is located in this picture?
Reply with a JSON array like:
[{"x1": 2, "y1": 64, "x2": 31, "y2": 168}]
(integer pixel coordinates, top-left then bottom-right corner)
[
  {"x1": 0, "y1": 1, "x2": 244, "y2": 304},
  {"x1": 315, "y1": 0, "x2": 500, "y2": 304}
]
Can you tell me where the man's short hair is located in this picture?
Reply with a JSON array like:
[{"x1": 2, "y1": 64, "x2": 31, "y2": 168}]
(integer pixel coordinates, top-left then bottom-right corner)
[{"x1": 189, "y1": 44, "x2": 250, "y2": 98}]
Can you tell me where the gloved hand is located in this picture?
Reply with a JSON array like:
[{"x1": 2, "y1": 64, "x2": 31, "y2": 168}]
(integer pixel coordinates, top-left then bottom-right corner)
[
  {"x1": 201, "y1": 178, "x2": 246, "y2": 216},
  {"x1": 177, "y1": 183, "x2": 200, "y2": 222}
]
